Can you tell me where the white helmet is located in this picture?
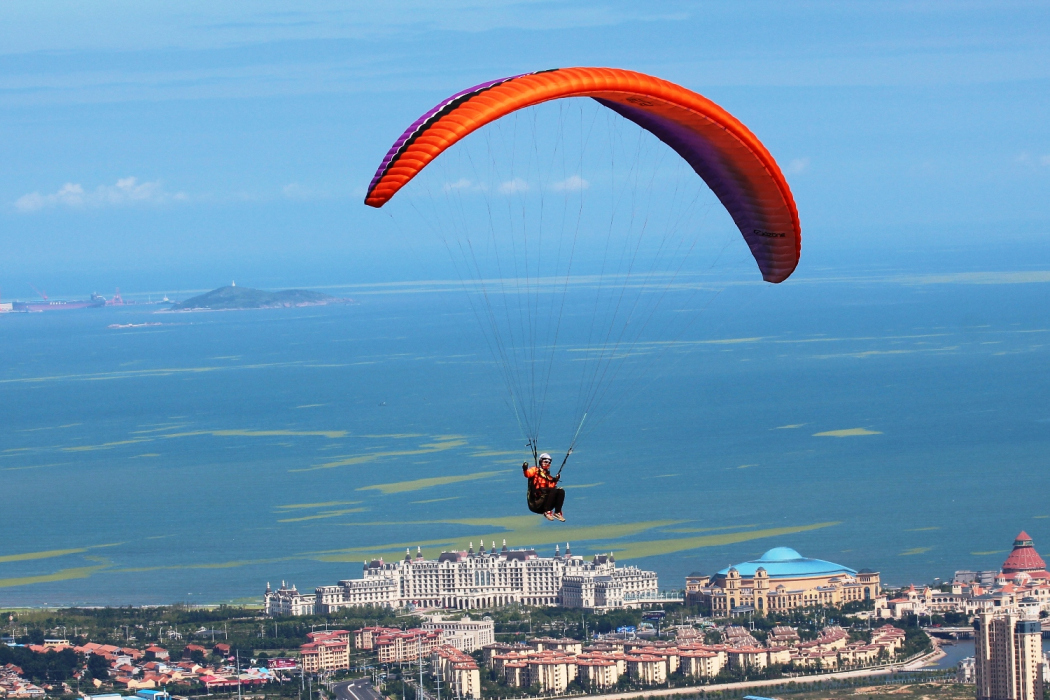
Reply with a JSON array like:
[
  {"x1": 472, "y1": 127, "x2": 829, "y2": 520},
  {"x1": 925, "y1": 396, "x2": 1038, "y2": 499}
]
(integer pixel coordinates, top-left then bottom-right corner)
[{"x1": 539, "y1": 453, "x2": 552, "y2": 463}]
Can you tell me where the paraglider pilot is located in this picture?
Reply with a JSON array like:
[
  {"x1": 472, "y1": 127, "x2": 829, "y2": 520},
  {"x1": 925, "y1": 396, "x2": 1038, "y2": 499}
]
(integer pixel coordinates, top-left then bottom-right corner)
[{"x1": 523, "y1": 453, "x2": 565, "y2": 521}]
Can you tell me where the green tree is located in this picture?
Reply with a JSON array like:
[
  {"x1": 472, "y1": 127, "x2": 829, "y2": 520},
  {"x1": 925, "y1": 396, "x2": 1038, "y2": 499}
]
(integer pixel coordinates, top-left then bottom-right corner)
[{"x1": 88, "y1": 653, "x2": 110, "y2": 680}]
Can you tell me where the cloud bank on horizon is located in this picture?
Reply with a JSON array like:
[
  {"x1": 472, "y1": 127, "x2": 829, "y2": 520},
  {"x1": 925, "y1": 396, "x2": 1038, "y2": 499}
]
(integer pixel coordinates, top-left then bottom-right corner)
[
  {"x1": 15, "y1": 177, "x2": 186, "y2": 212},
  {"x1": 0, "y1": 0, "x2": 1046, "y2": 289}
]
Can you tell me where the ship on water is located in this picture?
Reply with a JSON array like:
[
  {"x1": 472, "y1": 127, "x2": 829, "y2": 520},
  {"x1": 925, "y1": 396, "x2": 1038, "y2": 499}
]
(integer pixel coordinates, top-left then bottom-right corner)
[{"x1": 11, "y1": 292, "x2": 106, "y2": 312}]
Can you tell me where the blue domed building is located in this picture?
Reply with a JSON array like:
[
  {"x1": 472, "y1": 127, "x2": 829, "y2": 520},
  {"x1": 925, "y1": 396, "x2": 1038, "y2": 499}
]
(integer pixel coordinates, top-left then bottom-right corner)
[{"x1": 694, "y1": 547, "x2": 880, "y2": 616}]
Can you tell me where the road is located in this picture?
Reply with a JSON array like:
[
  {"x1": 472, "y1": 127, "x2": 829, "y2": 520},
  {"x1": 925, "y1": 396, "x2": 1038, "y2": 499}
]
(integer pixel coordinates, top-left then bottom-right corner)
[{"x1": 333, "y1": 679, "x2": 385, "y2": 700}]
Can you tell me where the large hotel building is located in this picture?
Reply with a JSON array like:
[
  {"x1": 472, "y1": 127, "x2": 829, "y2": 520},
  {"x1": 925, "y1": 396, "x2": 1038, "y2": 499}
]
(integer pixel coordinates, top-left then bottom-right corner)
[
  {"x1": 685, "y1": 547, "x2": 881, "y2": 615},
  {"x1": 265, "y1": 541, "x2": 658, "y2": 614}
]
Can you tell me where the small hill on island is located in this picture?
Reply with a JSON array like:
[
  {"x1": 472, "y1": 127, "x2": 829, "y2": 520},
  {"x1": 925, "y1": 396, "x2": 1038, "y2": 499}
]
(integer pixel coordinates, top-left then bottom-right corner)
[{"x1": 171, "y1": 286, "x2": 346, "y2": 311}]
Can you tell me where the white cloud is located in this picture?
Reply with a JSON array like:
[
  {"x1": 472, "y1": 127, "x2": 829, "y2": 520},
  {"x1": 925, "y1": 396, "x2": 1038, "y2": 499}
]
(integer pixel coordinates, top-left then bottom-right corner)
[
  {"x1": 443, "y1": 178, "x2": 474, "y2": 192},
  {"x1": 281, "y1": 182, "x2": 337, "y2": 201},
  {"x1": 498, "y1": 178, "x2": 528, "y2": 194},
  {"x1": 786, "y1": 157, "x2": 810, "y2": 174},
  {"x1": 1013, "y1": 152, "x2": 1050, "y2": 168},
  {"x1": 15, "y1": 177, "x2": 186, "y2": 212},
  {"x1": 282, "y1": 183, "x2": 310, "y2": 199},
  {"x1": 550, "y1": 175, "x2": 589, "y2": 192}
]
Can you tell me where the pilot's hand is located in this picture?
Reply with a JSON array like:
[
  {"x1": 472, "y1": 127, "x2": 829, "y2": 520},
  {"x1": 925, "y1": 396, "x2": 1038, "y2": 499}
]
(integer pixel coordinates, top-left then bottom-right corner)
[{"x1": 523, "y1": 461, "x2": 529, "y2": 469}]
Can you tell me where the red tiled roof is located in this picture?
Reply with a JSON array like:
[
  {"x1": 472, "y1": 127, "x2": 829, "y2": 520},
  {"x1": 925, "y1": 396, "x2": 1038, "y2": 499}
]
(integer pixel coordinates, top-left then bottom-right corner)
[{"x1": 1003, "y1": 532, "x2": 1047, "y2": 574}]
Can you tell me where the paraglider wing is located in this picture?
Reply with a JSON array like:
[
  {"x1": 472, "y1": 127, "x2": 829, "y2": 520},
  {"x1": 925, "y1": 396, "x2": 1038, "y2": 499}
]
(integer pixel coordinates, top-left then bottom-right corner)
[{"x1": 364, "y1": 67, "x2": 801, "y2": 283}]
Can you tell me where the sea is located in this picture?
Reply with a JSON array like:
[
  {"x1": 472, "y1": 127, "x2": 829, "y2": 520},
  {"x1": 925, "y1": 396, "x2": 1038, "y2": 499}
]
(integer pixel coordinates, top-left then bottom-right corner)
[{"x1": 2, "y1": 242, "x2": 1050, "y2": 608}]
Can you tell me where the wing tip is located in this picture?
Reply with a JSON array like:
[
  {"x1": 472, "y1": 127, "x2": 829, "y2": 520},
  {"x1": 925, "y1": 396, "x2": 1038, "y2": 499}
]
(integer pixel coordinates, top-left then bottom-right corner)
[{"x1": 763, "y1": 266, "x2": 797, "y2": 284}]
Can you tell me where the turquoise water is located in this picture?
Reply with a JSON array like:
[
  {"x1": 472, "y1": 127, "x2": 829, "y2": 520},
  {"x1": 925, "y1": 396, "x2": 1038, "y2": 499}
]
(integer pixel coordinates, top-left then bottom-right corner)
[{"x1": 2, "y1": 256, "x2": 1050, "y2": 606}]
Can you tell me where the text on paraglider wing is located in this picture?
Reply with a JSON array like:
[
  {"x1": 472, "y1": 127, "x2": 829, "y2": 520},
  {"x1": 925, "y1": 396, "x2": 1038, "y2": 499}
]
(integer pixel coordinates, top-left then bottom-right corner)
[
  {"x1": 625, "y1": 96, "x2": 655, "y2": 107},
  {"x1": 754, "y1": 229, "x2": 786, "y2": 238}
]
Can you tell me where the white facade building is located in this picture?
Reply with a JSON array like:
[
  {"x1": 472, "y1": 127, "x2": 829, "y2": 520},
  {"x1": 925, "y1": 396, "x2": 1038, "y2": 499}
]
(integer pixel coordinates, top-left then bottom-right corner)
[
  {"x1": 314, "y1": 576, "x2": 400, "y2": 611},
  {"x1": 562, "y1": 553, "x2": 630, "y2": 610},
  {"x1": 266, "y1": 542, "x2": 657, "y2": 615},
  {"x1": 421, "y1": 615, "x2": 495, "y2": 652},
  {"x1": 264, "y1": 582, "x2": 316, "y2": 616}
]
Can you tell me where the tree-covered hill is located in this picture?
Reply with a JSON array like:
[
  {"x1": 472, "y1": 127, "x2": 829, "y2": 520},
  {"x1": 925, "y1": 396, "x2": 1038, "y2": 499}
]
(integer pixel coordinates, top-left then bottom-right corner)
[{"x1": 171, "y1": 286, "x2": 346, "y2": 310}]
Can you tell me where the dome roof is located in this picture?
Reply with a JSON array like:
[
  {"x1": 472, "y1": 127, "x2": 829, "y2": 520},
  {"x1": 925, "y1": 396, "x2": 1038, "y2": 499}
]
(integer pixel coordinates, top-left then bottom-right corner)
[
  {"x1": 1002, "y1": 531, "x2": 1047, "y2": 574},
  {"x1": 759, "y1": 547, "x2": 804, "y2": 562},
  {"x1": 717, "y1": 547, "x2": 857, "y2": 579}
]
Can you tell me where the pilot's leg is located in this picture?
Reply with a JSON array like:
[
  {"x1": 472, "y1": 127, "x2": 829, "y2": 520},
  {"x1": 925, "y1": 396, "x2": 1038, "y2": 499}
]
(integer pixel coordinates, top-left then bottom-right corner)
[{"x1": 551, "y1": 488, "x2": 565, "y2": 514}]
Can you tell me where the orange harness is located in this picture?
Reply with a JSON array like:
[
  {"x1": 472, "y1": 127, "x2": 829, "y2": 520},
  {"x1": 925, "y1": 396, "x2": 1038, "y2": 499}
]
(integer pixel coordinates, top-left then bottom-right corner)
[{"x1": 524, "y1": 465, "x2": 558, "y2": 490}]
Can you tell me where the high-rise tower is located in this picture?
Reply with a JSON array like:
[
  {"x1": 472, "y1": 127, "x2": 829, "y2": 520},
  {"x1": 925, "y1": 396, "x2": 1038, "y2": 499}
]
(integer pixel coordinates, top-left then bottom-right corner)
[{"x1": 974, "y1": 604, "x2": 1043, "y2": 700}]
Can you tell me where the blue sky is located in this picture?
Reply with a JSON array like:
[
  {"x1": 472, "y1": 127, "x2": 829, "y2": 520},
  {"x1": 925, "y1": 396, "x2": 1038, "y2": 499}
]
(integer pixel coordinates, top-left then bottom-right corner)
[{"x1": 1, "y1": 1, "x2": 1048, "y2": 296}]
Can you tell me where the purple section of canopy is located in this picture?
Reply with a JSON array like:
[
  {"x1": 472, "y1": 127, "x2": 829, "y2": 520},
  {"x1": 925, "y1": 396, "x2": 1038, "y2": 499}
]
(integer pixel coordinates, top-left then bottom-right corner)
[
  {"x1": 594, "y1": 98, "x2": 780, "y2": 278},
  {"x1": 366, "y1": 75, "x2": 527, "y2": 197}
]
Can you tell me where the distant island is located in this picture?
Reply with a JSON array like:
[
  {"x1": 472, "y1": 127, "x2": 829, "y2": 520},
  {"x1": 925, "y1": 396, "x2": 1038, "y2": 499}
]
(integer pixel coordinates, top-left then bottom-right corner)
[{"x1": 169, "y1": 285, "x2": 349, "y2": 311}]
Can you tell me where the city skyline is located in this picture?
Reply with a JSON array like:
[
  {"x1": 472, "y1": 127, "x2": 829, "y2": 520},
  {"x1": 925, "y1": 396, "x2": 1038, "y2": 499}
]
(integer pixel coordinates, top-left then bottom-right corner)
[{"x1": 3, "y1": 1, "x2": 1050, "y2": 608}]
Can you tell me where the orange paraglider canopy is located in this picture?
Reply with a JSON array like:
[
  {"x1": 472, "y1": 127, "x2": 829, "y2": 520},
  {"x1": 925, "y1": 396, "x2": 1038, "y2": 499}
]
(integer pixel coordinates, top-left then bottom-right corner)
[{"x1": 365, "y1": 67, "x2": 801, "y2": 283}]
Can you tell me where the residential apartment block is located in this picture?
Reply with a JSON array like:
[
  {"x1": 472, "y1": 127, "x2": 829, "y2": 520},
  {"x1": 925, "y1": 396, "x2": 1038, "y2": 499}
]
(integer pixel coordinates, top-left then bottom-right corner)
[
  {"x1": 431, "y1": 646, "x2": 481, "y2": 698},
  {"x1": 420, "y1": 615, "x2": 494, "y2": 652},
  {"x1": 299, "y1": 631, "x2": 351, "y2": 673},
  {"x1": 975, "y1": 609, "x2": 1044, "y2": 700},
  {"x1": 352, "y1": 627, "x2": 441, "y2": 663}
]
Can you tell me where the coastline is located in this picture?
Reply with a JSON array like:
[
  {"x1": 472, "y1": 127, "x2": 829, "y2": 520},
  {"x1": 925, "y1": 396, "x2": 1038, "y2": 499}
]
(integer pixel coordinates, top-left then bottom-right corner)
[{"x1": 156, "y1": 299, "x2": 353, "y2": 313}]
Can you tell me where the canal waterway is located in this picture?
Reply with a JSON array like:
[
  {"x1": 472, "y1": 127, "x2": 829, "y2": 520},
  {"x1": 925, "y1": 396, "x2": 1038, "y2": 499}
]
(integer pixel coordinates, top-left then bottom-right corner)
[{"x1": 930, "y1": 639, "x2": 1050, "y2": 670}]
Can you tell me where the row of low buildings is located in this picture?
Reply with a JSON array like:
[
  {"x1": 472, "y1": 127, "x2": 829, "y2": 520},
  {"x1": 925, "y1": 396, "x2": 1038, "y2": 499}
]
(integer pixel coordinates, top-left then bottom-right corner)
[
  {"x1": 0, "y1": 663, "x2": 46, "y2": 699},
  {"x1": 877, "y1": 532, "x2": 1050, "y2": 619},
  {"x1": 268, "y1": 533, "x2": 1048, "y2": 622},
  {"x1": 356, "y1": 615, "x2": 495, "y2": 657},
  {"x1": 4, "y1": 639, "x2": 280, "y2": 694},
  {"x1": 265, "y1": 542, "x2": 660, "y2": 615},
  {"x1": 299, "y1": 628, "x2": 433, "y2": 673},
  {"x1": 683, "y1": 534, "x2": 1050, "y2": 623},
  {"x1": 468, "y1": 624, "x2": 906, "y2": 696},
  {"x1": 301, "y1": 615, "x2": 498, "y2": 673}
]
